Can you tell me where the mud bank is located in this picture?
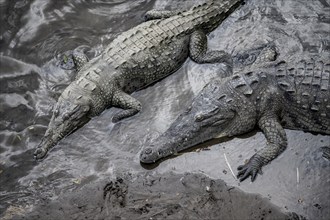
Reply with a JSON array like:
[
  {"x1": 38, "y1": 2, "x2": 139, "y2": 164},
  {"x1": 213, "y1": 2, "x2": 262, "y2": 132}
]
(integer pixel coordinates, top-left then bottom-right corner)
[
  {"x1": 4, "y1": 173, "x2": 303, "y2": 220},
  {"x1": 1, "y1": 0, "x2": 329, "y2": 219}
]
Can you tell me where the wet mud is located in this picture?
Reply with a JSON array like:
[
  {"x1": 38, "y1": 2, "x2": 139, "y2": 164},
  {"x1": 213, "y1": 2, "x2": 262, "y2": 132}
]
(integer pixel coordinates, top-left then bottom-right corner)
[
  {"x1": 0, "y1": 0, "x2": 329, "y2": 219},
  {"x1": 7, "y1": 173, "x2": 303, "y2": 220}
]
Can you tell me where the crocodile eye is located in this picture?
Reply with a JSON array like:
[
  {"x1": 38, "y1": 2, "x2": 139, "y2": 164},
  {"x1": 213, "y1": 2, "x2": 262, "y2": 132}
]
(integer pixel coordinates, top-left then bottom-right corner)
[{"x1": 195, "y1": 114, "x2": 204, "y2": 122}]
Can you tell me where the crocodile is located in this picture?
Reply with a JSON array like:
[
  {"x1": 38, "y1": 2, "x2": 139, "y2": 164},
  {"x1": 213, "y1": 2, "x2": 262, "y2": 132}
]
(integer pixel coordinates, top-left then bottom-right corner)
[
  {"x1": 140, "y1": 55, "x2": 330, "y2": 182},
  {"x1": 34, "y1": 0, "x2": 245, "y2": 159}
]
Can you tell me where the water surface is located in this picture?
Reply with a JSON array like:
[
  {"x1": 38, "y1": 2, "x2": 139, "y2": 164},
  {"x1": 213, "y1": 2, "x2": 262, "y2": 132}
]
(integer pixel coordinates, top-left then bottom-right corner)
[{"x1": 0, "y1": 0, "x2": 329, "y2": 219}]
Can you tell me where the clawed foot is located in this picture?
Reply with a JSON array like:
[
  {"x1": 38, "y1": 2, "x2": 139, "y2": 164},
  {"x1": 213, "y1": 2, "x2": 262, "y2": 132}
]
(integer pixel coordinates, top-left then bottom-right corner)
[
  {"x1": 237, "y1": 154, "x2": 266, "y2": 182},
  {"x1": 34, "y1": 147, "x2": 48, "y2": 160}
]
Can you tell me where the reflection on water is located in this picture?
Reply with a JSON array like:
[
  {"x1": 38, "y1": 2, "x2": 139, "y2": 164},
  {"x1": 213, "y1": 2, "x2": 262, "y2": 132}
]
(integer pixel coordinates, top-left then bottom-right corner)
[{"x1": 0, "y1": 0, "x2": 329, "y2": 219}]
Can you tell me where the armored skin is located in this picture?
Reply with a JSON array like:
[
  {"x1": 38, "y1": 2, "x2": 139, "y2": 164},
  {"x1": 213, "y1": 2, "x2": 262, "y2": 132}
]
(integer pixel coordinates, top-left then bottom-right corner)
[
  {"x1": 34, "y1": 0, "x2": 244, "y2": 159},
  {"x1": 140, "y1": 56, "x2": 330, "y2": 182}
]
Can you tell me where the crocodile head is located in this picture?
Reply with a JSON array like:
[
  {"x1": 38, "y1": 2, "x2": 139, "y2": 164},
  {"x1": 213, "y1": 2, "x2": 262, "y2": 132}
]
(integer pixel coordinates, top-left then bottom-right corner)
[
  {"x1": 59, "y1": 50, "x2": 89, "y2": 72},
  {"x1": 140, "y1": 80, "x2": 257, "y2": 163},
  {"x1": 34, "y1": 95, "x2": 91, "y2": 160}
]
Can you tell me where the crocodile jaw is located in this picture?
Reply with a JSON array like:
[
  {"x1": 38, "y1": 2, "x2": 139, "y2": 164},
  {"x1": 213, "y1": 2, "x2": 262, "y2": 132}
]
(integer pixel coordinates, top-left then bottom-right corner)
[
  {"x1": 139, "y1": 120, "x2": 232, "y2": 164},
  {"x1": 34, "y1": 98, "x2": 91, "y2": 160},
  {"x1": 140, "y1": 78, "x2": 259, "y2": 164},
  {"x1": 140, "y1": 106, "x2": 235, "y2": 164}
]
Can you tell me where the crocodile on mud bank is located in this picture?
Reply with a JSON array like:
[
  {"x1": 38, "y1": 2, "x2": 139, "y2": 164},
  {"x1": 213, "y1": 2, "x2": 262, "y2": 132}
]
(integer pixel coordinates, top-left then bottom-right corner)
[
  {"x1": 34, "y1": 0, "x2": 245, "y2": 160},
  {"x1": 140, "y1": 55, "x2": 330, "y2": 182}
]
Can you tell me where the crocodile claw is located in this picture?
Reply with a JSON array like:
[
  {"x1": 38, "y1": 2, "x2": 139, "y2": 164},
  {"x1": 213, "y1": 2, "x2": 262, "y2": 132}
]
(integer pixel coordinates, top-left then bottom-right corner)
[
  {"x1": 237, "y1": 154, "x2": 266, "y2": 182},
  {"x1": 34, "y1": 147, "x2": 48, "y2": 160}
]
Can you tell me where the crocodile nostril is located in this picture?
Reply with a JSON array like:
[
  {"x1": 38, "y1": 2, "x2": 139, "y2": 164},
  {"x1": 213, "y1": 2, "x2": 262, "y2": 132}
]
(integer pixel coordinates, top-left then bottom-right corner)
[{"x1": 145, "y1": 148, "x2": 152, "y2": 155}]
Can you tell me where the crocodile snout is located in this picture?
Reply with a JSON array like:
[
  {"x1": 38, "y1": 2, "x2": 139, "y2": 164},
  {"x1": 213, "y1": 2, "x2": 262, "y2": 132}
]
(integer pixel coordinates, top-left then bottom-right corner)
[{"x1": 140, "y1": 147, "x2": 156, "y2": 164}]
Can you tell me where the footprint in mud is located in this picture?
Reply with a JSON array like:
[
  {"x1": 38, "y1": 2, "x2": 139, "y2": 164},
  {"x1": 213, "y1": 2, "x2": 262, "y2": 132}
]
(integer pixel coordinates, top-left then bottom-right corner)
[
  {"x1": 103, "y1": 177, "x2": 128, "y2": 208},
  {"x1": 320, "y1": 146, "x2": 330, "y2": 160}
]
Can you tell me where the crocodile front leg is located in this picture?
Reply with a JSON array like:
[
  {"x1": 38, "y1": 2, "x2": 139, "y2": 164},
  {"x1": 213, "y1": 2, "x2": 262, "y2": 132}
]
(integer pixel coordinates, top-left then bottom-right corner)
[
  {"x1": 112, "y1": 90, "x2": 142, "y2": 123},
  {"x1": 189, "y1": 30, "x2": 233, "y2": 67},
  {"x1": 144, "y1": 9, "x2": 182, "y2": 21},
  {"x1": 237, "y1": 115, "x2": 288, "y2": 182}
]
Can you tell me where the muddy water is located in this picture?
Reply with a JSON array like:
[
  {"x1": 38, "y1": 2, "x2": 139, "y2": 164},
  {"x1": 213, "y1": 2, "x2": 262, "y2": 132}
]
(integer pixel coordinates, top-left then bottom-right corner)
[{"x1": 0, "y1": 0, "x2": 329, "y2": 219}]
